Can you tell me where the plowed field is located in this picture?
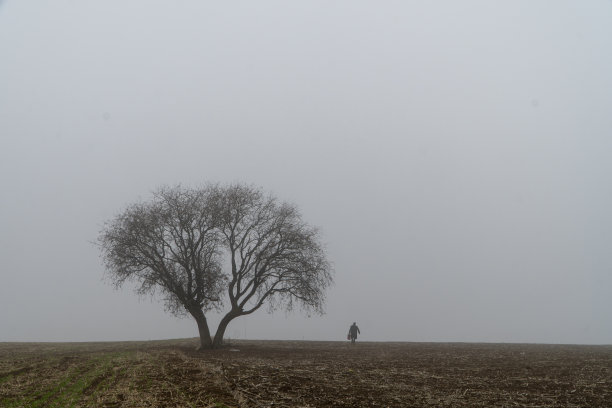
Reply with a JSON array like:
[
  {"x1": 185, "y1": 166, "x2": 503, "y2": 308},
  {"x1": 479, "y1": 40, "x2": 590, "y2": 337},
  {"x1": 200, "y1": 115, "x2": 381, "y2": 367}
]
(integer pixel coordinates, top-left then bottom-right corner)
[{"x1": 1, "y1": 339, "x2": 610, "y2": 407}]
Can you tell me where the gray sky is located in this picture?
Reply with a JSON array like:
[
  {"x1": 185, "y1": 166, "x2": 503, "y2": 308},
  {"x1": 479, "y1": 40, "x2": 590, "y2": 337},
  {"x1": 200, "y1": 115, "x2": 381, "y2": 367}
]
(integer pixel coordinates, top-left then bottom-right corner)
[{"x1": 1, "y1": 0, "x2": 611, "y2": 344}]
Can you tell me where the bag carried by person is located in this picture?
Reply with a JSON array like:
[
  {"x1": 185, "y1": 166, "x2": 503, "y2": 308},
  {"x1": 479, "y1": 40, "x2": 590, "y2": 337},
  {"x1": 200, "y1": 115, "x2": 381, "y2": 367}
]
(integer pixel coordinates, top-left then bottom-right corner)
[{"x1": 347, "y1": 334, "x2": 351, "y2": 340}]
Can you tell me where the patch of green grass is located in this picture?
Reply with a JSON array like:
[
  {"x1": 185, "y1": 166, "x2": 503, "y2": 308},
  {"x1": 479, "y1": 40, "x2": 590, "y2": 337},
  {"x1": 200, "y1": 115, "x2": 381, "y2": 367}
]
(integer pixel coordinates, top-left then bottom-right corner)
[
  {"x1": 87, "y1": 358, "x2": 131, "y2": 405},
  {"x1": 0, "y1": 399, "x2": 25, "y2": 408},
  {"x1": 0, "y1": 352, "x2": 137, "y2": 408},
  {"x1": 0, "y1": 374, "x2": 13, "y2": 384}
]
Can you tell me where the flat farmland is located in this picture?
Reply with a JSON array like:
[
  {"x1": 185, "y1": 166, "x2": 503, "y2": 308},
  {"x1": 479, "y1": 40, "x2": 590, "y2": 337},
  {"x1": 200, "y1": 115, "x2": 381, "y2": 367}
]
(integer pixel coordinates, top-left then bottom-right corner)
[{"x1": 0, "y1": 339, "x2": 610, "y2": 407}]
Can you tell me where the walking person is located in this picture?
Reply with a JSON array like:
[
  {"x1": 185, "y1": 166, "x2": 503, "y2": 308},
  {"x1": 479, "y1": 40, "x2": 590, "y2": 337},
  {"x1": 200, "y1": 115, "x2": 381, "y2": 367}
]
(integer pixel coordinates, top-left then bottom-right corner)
[{"x1": 348, "y1": 322, "x2": 360, "y2": 344}]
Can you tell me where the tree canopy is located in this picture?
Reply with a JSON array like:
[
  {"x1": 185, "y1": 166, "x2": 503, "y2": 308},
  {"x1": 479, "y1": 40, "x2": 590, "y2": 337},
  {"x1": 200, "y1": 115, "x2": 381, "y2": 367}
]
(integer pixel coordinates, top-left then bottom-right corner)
[{"x1": 99, "y1": 183, "x2": 333, "y2": 349}]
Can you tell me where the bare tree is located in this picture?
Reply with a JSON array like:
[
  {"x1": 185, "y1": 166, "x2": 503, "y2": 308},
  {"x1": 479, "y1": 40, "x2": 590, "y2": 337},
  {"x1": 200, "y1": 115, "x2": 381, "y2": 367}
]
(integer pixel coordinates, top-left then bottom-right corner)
[{"x1": 98, "y1": 183, "x2": 333, "y2": 349}]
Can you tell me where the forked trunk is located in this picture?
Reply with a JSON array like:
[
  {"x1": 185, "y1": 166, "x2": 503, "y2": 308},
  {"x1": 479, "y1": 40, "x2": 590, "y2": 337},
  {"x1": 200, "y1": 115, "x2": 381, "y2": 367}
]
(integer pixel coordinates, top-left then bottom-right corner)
[
  {"x1": 190, "y1": 308, "x2": 213, "y2": 350},
  {"x1": 212, "y1": 312, "x2": 239, "y2": 348}
]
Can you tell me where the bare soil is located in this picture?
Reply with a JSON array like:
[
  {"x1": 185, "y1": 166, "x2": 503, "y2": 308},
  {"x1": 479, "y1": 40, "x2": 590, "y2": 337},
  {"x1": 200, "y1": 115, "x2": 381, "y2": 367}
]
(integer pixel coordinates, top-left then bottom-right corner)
[{"x1": 1, "y1": 339, "x2": 610, "y2": 407}]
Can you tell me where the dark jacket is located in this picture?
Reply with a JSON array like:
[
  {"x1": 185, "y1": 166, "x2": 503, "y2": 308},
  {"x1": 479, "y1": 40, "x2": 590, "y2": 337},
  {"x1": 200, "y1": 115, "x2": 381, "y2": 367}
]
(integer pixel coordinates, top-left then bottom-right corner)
[{"x1": 349, "y1": 324, "x2": 360, "y2": 338}]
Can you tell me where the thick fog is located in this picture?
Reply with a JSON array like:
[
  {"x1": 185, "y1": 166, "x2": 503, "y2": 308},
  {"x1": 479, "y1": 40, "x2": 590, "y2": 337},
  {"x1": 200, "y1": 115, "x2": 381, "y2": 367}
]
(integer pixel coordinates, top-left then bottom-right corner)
[{"x1": 1, "y1": 1, "x2": 611, "y2": 344}]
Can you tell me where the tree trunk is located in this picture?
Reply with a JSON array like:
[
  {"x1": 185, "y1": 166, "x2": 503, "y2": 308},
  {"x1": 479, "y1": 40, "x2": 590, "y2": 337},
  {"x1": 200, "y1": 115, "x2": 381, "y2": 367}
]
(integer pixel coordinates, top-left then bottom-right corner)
[
  {"x1": 190, "y1": 308, "x2": 213, "y2": 350},
  {"x1": 212, "y1": 312, "x2": 239, "y2": 348}
]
